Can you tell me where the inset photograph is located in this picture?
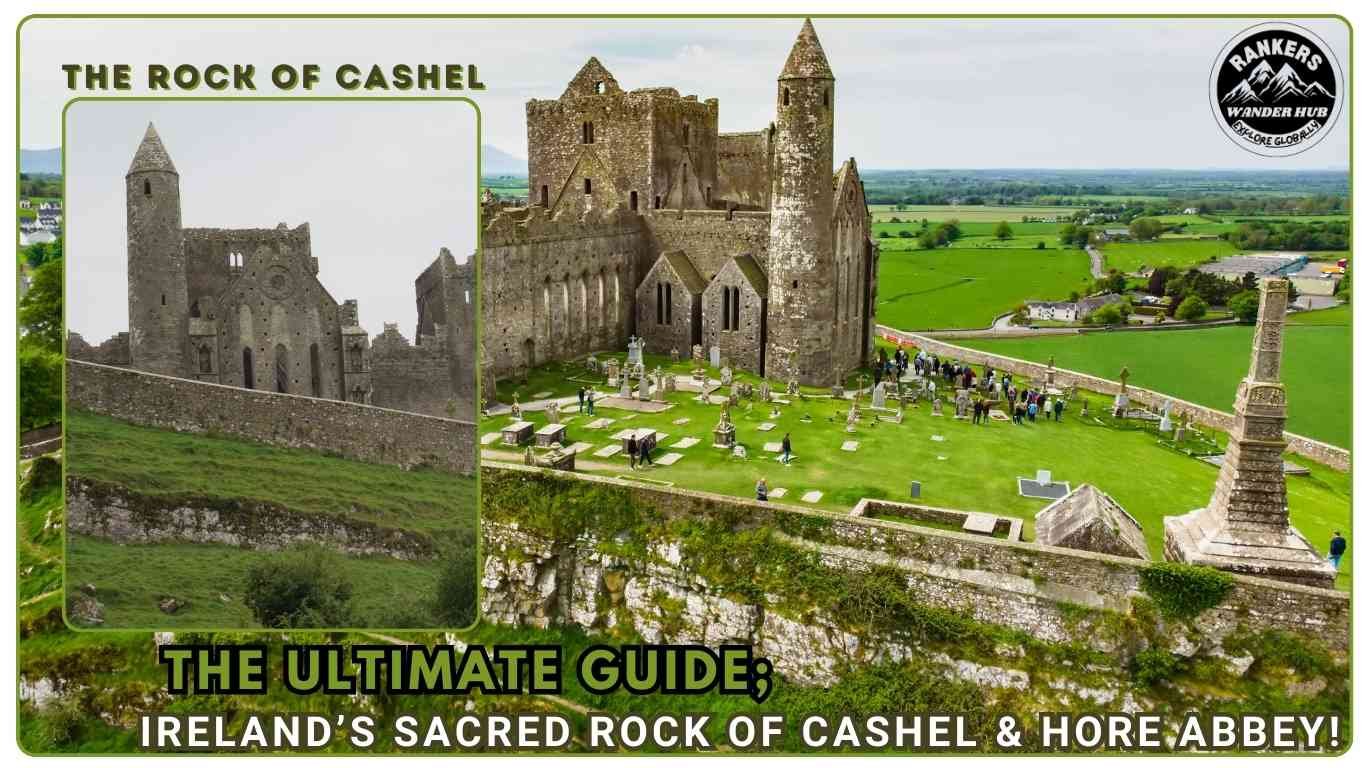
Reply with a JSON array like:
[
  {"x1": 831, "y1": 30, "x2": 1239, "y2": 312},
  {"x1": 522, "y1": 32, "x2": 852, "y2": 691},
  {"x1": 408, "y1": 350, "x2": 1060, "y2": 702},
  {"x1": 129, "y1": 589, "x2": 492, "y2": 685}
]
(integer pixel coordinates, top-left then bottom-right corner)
[{"x1": 63, "y1": 99, "x2": 479, "y2": 630}]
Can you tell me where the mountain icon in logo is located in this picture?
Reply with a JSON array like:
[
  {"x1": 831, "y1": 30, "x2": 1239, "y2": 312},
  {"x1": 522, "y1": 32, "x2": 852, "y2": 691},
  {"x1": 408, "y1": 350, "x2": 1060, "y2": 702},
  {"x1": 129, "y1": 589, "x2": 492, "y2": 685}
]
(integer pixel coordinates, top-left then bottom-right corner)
[{"x1": 1220, "y1": 60, "x2": 1334, "y2": 105}]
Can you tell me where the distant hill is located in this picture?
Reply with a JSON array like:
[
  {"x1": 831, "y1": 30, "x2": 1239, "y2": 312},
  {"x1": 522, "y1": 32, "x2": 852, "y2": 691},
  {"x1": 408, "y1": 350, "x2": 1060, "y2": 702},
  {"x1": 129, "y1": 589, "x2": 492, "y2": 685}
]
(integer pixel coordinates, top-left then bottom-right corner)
[
  {"x1": 481, "y1": 144, "x2": 525, "y2": 176},
  {"x1": 20, "y1": 148, "x2": 61, "y2": 175}
]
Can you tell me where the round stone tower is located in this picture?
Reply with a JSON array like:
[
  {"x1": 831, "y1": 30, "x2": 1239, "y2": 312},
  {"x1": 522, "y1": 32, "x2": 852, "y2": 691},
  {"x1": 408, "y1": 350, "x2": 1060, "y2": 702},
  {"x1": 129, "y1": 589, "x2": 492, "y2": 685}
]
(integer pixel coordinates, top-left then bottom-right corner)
[
  {"x1": 765, "y1": 18, "x2": 836, "y2": 385},
  {"x1": 125, "y1": 122, "x2": 188, "y2": 375}
]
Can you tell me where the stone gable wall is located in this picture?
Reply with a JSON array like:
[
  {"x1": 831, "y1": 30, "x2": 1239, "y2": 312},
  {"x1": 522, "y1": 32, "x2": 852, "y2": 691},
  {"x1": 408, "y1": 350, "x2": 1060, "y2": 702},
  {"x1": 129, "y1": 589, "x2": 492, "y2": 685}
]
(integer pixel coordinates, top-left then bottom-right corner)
[{"x1": 67, "y1": 360, "x2": 475, "y2": 475}]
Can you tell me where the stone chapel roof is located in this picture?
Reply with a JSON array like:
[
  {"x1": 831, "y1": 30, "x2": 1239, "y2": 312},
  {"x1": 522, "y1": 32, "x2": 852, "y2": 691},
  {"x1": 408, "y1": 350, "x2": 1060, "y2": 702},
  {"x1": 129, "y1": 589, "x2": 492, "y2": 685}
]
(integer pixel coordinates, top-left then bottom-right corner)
[
  {"x1": 780, "y1": 18, "x2": 834, "y2": 80},
  {"x1": 730, "y1": 254, "x2": 769, "y2": 294},
  {"x1": 127, "y1": 122, "x2": 177, "y2": 175},
  {"x1": 659, "y1": 250, "x2": 708, "y2": 295}
]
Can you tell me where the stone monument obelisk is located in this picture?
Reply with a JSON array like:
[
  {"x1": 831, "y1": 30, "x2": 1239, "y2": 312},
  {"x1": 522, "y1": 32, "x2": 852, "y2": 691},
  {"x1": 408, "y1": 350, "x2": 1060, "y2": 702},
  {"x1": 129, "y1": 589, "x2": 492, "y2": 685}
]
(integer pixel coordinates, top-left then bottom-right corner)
[{"x1": 1163, "y1": 279, "x2": 1335, "y2": 588}]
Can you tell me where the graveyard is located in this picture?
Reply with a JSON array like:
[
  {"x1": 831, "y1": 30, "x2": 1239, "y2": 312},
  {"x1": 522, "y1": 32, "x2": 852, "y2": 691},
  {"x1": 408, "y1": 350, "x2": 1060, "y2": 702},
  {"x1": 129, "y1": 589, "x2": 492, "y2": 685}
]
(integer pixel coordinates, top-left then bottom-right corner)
[{"x1": 481, "y1": 339, "x2": 1351, "y2": 585}]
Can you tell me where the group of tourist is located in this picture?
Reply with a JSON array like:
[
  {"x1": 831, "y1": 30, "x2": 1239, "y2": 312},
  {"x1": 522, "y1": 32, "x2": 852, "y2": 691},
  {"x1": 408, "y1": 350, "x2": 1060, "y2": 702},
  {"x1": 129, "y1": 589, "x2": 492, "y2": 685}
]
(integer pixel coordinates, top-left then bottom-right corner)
[{"x1": 626, "y1": 432, "x2": 653, "y2": 470}]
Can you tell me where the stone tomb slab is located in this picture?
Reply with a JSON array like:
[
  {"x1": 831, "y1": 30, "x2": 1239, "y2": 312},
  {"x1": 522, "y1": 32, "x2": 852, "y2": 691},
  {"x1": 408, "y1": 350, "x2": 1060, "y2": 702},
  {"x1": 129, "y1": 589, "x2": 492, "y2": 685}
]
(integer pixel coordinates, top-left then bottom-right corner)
[
  {"x1": 672, "y1": 417, "x2": 691, "y2": 426},
  {"x1": 800, "y1": 490, "x2": 824, "y2": 504},
  {"x1": 609, "y1": 429, "x2": 635, "y2": 440},
  {"x1": 599, "y1": 396, "x2": 671, "y2": 413},
  {"x1": 840, "y1": 440, "x2": 860, "y2": 452},
  {"x1": 1017, "y1": 478, "x2": 1072, "y2": 501},
  {"x1": 762, "y1": 442, "x2": 783, "y2": 453},
  {"x1": 501, "y1": 420, "x2": 534, "y2": 446},
  {"x1": 757, "y1": 422, "x2": 777, "y2": 432},
  {"x1": 768, "y1": 487, "x2": 788, "y2": 499},
  {"x1": 656, "y1": 452, "x2": 684, "y2": 466},
  {"x1": 479, "y1": 431, "x2": 502, "y2": 446},
  {"x1": 962, "y1": 512, "x2": 999, "y2": 535},
  {"x1": 535, "y1": 423, "x2": 567, "y2": 447},
  {"x1": 565, "y1": 442, "x2": 594, "y2": 455},
  {"x1": 672, "y1": 437, "x2": 699, "y2": 449},
  {"x1": 593, "y1": 445, "x2": 623, "y2": 458},
  {"x1": 585, "y1": 418, "x2": 616, "y2": 430}
]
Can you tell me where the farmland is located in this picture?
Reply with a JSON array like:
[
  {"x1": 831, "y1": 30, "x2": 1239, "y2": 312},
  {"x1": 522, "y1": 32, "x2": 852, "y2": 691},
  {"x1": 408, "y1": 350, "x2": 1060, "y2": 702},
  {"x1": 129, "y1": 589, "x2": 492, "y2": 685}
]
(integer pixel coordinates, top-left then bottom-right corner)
[
  {"x1": 955, "y1": 305, "x2": 1351, "y2": 447},
  {"x1": 876, "y1": 246, "x2": 1090, "y2": 330},
  {"x1": 1098, "y1": 238, "x2": 1238, "y2": 274},
  {"x1": 870, "y1": 204, "x2": 1078, "y2": 223}
]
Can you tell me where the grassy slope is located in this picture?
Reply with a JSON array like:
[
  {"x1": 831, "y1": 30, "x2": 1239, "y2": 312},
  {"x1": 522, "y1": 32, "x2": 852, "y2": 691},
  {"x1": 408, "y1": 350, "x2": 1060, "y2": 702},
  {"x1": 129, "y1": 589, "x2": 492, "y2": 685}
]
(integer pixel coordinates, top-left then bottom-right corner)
[
  {"x1": 64, "y1": 411, "x2": 478, "y2": 628},
  {"x1": 956, "y1": 306, "x2": 1351, "y2": 448},
  {"x1": 876, "y1": 247, "x2": 1091, "y2": 330},
  {"x1": 486, "y1": 352, "x2": 1350, "y2": 584}
]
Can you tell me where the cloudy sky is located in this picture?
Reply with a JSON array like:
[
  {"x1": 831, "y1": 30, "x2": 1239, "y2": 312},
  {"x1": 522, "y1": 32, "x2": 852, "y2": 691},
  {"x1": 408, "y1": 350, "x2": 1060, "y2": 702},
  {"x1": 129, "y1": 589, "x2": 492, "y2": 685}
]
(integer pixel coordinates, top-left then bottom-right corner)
[
  {"x1": 62, "y1": 100, "x2": 477, "y2": 341},
  {"x1": 23, "y1": 16, "x2": 1350, "y2": 337}
]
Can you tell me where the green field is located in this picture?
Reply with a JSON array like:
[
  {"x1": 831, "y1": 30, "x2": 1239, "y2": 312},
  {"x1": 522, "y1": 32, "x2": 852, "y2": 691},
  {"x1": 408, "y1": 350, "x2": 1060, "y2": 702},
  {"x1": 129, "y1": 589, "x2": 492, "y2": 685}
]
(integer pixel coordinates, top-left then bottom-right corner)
[
  {"x1": 956, "y1": 306, "x2": 1351, "y2": 448},
  {"x1": 485, "y1": 352, "x2": 1350, "y2": 581},
  {"x1": 876, "y1": 247, "x2": 1091, "y2": 330},
  {"x1": 1099, "y1": 238, "x2": 1238, "y2": 273},
  {"x1": 870, "y1": 204, "x2": 1078, "y2": 223},
  {"x1": 64, "y1": 411, "x2": 478, "y2": 628}
]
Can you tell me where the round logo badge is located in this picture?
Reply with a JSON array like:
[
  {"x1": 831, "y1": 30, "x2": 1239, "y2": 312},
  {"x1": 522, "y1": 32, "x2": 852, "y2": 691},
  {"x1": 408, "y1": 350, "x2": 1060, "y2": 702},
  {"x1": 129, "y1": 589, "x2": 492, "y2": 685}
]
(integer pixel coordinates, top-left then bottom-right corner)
[{"x1": 1209, "y1": 22, "x2": 1342, "y2": 157}]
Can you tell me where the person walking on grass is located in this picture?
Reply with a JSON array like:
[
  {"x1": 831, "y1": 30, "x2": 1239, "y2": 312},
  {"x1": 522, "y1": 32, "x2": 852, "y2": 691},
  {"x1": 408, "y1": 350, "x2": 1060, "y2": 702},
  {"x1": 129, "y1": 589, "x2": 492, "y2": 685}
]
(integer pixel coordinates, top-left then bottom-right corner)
[
  {"x1": 586, "y1": 387, "x2": 596, "y2": 415},
  {"x1": 781, "y1": 432, "x2": 792, "y2": 465},
  {"x1": 639, "y1": 437, "x2": 654, "y2": 467},
  {"x1": 627, "y1": 434, "x2": 638, "y2": 470},
  {"x1": 1329, "y1": 531, "x2": 1347, "y2": 569},
  {"x1": 577, "y1": 386, "x2": 586, "y2": 414},
  {"x1": 756, "y1": 477, "x2": 769, "y2": 502},
  {"x1": 1053, "y1": 397, "x2": 1064, "y2": 422}
]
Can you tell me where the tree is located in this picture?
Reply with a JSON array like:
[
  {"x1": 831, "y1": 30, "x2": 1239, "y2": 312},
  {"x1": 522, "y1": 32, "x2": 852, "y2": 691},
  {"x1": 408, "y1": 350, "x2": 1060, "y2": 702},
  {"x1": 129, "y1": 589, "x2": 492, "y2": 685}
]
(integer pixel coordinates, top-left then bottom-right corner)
[
  {"x1": 19, "y1": 343, "x2": 61, "y2": 431},
  {"x1": 18, "y1": 257, "x2": 62, "y2": 353},
  {"x1": 1147, "y1": 266, "x2": 1177, "y2": 297},
  {"x1": 993, "y1": 221, "x2": 1013, "y2": 240},
  {"x1": 1336, "y1": 270, "x2": 1351, "y2": 304},
  {"x1": 244, "y1": 547, "x2": 355, "y2": 628},
  {"x1": 1175, "y1": 295, "x2": 1208, "y2": 322},
  {"x1": 433, "y1": 548, "x2": 477, "y2": 628},
  {"x1": 1229, "y1": 290, "x2": 1259, "y2": 323},
  {"x1": 1035, "y1": 241, "x2": 1046, "y2": 249},
  {"x1": 1240, "y1": 271, "x2": 1258, "y2": 292},
  {"x1": 1095, "y1": 269, "x2": 1127, "y2": 295},
  {"x1": 23, "y1": 238, "x2": 61, "y2": 269},
  {"x1": 1086, "y1": 302, "x2": 1126, "y2": 326},
  {"x1": 1128, "y1": 217, "x2": 1164, "y2": 241}
]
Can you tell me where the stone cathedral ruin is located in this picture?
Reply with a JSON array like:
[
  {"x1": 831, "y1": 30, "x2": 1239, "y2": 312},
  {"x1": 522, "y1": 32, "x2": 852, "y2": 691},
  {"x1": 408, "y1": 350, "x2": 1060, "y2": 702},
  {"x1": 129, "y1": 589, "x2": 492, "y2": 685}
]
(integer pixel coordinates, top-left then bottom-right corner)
[
  {"x1": 68, "y1": 123, "x2": 477, "y2": 421},
  {"x1": 480, "y1": 19, "x2": 879, "y2": 388}
]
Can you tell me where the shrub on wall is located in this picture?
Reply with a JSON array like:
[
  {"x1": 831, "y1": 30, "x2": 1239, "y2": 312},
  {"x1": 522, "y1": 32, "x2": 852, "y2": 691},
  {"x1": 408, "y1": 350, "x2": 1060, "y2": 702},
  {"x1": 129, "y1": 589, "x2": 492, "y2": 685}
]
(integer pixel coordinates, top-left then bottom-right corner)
[{"x1": 1138, "y1": 562, "x2": 1234, "y2": 620}]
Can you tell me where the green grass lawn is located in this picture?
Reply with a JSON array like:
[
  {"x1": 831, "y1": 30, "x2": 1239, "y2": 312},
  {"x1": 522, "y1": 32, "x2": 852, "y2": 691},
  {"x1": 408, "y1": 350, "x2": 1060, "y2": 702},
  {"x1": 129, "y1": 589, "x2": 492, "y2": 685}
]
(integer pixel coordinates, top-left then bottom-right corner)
[
  {"x1": 486, "y1": 352, "x2": 1350, "y2": 586},
  {"x1": 1099, "y1": 239, "x2": 1237, "y2": 273},
  {"x1": 64, "y1": 410, "x2": 478, "y2": 628},
  {"x1": 66, "y1": 537, "x2": 447, "y2": 628},
  {"x1": 876, "y1": 247, "x2": 1090, "y2": 330},
  {"x1": 956, "y1": 305, "x2": 1351, "y2": 448}
]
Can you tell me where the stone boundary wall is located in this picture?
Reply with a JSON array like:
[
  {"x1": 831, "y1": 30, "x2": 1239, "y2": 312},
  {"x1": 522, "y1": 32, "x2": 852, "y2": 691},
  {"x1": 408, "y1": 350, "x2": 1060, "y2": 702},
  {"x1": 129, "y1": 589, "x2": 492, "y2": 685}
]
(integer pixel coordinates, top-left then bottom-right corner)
[
  {"x1": 879, "y1": 325, "x2": 1350, "y2": 472},
  {"x1": 483, "y1": 463, "x2": 1350, "y2": 658},
  {"x1": 67, "y1": 477, "x2": 436, "y2": 560},
  {"x1": 67, "y1": 360, "x2": 476, "y2": 475}
]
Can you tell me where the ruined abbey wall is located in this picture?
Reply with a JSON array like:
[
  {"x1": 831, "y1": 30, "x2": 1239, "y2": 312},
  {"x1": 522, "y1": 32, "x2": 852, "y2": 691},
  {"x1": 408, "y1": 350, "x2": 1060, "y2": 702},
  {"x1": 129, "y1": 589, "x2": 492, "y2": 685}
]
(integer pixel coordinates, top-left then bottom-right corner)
[
  {"x1": 181, "y1": 224, "x2": 316, "y2": 315},
  {"x1": 481, "y1": 205, "x2": 647, "y2": 378},
  {"x1": 643, "y1": 210, "x2": 771, "y2": 281},
  {"x1": 67, "y1": 360, "x2": 476, "y2": 475},
  {"x1": 716, "y1": 130, "x2": 772, "y2": 210}
]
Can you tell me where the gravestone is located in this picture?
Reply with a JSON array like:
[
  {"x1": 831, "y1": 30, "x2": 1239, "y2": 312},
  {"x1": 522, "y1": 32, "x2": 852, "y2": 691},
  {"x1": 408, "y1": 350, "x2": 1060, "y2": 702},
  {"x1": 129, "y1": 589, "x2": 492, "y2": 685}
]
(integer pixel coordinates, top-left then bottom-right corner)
[
  {"x1": 709, "y1": 346, "x2": 721, "y2": 368},
  {"x1": 619, "y1": 376, "x2": 632, "y2": 398},
  {"x1": 954, "y1": 389, "x2": 971, "y2": 419},
  {"x1": 713, "y1": 401, "x2": 737, "y2": 448},
  {"x1": 586, "y1": 354, "x2": 599, "y2": 373},
  {"x1": 845, "y1": 401, "x2": 860, "y2": 432},
  {"x1": 637, "y1": 375, "x2": 651, "y2": 401},
  {"x1": 931, "y1": 397, "x2": 943, "y2": 416},
  {"x1": 759, "y1": 380, "x2": 772, "y2": 402},
  {"x1": 720, "y1": 366, "x2": 733, "y2": 386},
  {"x1": 909, "y1": 480, "x2": 921, "y2": 498},
  {"x1": 786, "y1": 378, "x2": 800, "y2": 395},
  {"x1": 605, "y1": 359, "x2": 620, "y2": 387},
  {"x1": 510, "y1": 393, "x2": 522, "y2": 420},
  {"x1": 870, "y1": 382, "x2": 886, "y2": 409},
  {"x1": 535, "y1": 422, "x2": 567, "y2": 447},
  {"x1": 732, "y1": 445, "x2": 747, "y2": 459},
  {"x1": 627, "y1": 335, "x2": 644, "y2": 366},
  {"x1": 670, "y1": 347, "x2": 680, "y2": 363},
  {"x1": 545, "y1": 400, "x2": 561, "y2": 425},
  {"x1": 502, "y1": 420, "x2": 534, "y2": 446},
  {"x1": 692, "y1": 344, "x2": 705, "y2": 364}
]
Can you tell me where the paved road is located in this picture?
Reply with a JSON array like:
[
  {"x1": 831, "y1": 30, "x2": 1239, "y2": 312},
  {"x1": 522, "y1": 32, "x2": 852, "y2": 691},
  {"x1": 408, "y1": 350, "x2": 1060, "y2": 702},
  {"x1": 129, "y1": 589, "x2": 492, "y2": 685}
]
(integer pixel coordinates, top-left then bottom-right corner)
[{"x1": 1086, "y1": 245, "x2": 1105, "y2": 278}]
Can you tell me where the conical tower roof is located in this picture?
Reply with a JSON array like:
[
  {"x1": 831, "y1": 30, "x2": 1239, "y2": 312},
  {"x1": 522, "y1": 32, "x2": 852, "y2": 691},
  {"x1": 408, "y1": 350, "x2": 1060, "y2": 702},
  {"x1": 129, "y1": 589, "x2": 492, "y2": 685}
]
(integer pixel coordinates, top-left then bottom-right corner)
[
  {"x1": 127, "y1": 122, "x2": 177, "y2": 175},
  {"x1": 780, "y1": 18, "x2": 834, "y2": 80}
]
